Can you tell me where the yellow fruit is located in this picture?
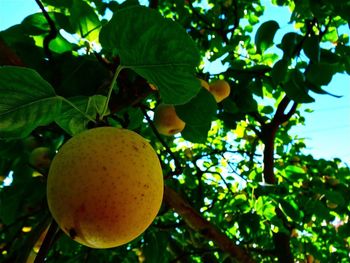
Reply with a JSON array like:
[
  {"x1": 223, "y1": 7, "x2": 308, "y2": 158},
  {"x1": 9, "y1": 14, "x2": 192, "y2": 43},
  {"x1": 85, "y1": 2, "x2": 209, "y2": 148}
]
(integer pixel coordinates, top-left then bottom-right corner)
[
  {"x1": 153, "y1": 104, "x2": 185, "y2": 136},
  {"x1": 198, "y1": 78, "x2": 210, "y2": 91},
  {"x1": 148, "y1": 83, "x2": 158, "y2": 91},
  {"x1": 209, "y1": 80, "x2": 231, "y2": 102},
  {"x1": 326, "y1": 200, "x2": 338, "y2": 209},
  {"x1": 29, "y1": 147, "x2": 52, "y2": 170},
  {"x1": 306, "y1": 254, "x2": 314, "y2": 263},
  {"x1": 47, "y1": 127, "x2": 164, "y2": 248}
]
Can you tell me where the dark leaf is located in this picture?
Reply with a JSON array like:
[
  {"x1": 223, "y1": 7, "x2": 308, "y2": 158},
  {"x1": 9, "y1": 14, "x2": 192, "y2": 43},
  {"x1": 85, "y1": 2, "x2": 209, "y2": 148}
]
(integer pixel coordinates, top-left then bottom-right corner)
[
  {"x1": 175, "y1": 88, "x2": 217, "y2": 126},
  {"x1": 255, "y1": 20, "x2": 279, "y2": 54},
  {"x1": 0, "y1": 66, "x2": 61, "y2": 138},
  {"x1": 303, "y1": 35, "x2": 320, "y2": 62},
  {"x1": 271, "y1": 58, "x2": 289, "y2": 84},
  {"x1": 283, "y1": 69, "x2": 314, "y2": 103},
  {"x1": 181, "y1": 122, "x2": 212, "y2": 143},
  {"x1": 306, "y1": 63, "x2": 336, "y2": 86}
]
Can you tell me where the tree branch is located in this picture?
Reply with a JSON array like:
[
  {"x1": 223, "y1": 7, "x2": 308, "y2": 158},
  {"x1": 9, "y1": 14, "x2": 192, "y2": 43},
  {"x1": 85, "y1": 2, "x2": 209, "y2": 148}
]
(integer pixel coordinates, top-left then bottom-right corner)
[
  {"x1": 141, "y1": 106, "x2": 183, "y2": 177},
  {"x1": 35, "y1": 0, "x2": 58, "y2": 60},
  {"x1": 149, "y1": 0, "x2": 158, "y2": 9},
  {"x1": 164, "y1": 185, "x2": 255, "y2": 263},
  {"x1": 34, "y1": 219, "x2": 60, "y2": 263},
  {"x1": 260, "y1": 95, "x2": 297, "y2": 262}
]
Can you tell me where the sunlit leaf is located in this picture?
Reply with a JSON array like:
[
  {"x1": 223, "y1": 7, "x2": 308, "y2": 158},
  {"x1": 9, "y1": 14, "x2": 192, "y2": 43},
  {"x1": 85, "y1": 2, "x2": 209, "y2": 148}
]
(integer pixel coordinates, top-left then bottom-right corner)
[
  {"x1": 99, "y1": 6, "x2": 201, "y2": 105},
  {"x1": 55, "y1": 95, "x2": 107, "y2": 136}
]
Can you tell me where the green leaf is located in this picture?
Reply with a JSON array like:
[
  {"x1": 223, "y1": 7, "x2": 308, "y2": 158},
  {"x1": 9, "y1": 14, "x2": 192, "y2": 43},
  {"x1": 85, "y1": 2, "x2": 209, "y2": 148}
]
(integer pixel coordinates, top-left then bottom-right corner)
[
  {"x1": 0, "y1": 66, "x2": 61, "y2": 138},
  {"x1": 283, "y1": 69, "x2": 314, "y2": 103},
  {"x1": 143, "y1": 229, "x2": 170, "y2": 263},
  {"x1": 21, "y1": 12, "x2": 74, "y2": 35},
  {"x1": 278, "y1": 32, "x2": 303, "y2": 59},
  {"x1": 0, "y1": 186, "x2": 23, "y2": 224},
  {"x1": 280, "y1": 199, "x2": 300, "y2": 221},
  {"x1": 255, "y1": 20, "x2": 279, "y2": 54},
  {"x1": 305, "y1": 81, "x2": 342, "y2": 98},
  {"x1": 175, "y1": 88, "x2": 217, "y2": 126},
  {"x1": 99, "y1": 6, "x2": 201, "y2": 105},
  {"x1": 49, "y1": 32, "x2": 77, "y2": 54},
  {"x1": 70, "y1": 0, "x2": 101, "y2": 41},
  {"x1": 306, "y1": 63, "x2": 336, "y2": 86},
  {"x1": 56, "y1": 54, "x2": 110, "y2": 97},
  {"x1": 55, "y1": 95, "x2": 107, "y2": 136},
  {"x1": 235, "y1": 85, "x2": 258, "y2": 113},
  {"x1": 303, "y1": 35, "x2": 320, "y2": 62},
  {"x1": 271, "y1": 58, "x2": 289, "y2": 84},
  {"x1": 181, "y1": 122, "x2": 212, "y2": 143},
  {"x1": 325, "y1": 190, "x2": 345, "y2": 206}
]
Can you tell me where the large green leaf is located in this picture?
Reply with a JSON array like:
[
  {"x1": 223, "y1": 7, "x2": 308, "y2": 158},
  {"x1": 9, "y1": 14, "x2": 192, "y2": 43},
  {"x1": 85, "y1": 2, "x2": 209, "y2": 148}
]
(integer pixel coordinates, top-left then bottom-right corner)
[
  {"x1": 21, "y1": 12, "x2": 74, "y2": 35},
  {"x1": 271, "y1": 58, "x2": 289, "y2": 84},
  {"x1": 99, "y1": 5, "x2": 201, "y2": 105},
  {"x1": 306, "y1": 63, "x2": 336, "y2": 86},
  {"x1": 143, "y1": 229, "x2": 170, "y2": 262},
  {"x1": 181, "y1": 122, "x2": 212, "y2": 143},
  {"x1": 302, "y1": 35, "x2": 320, "y2": 62},
  {"x1": 0, "y1": 66, "x2": 61, "y2": 138},
  {"x1": 255, "y1": 20, "x2": 280, "y2": 54},
  {"x1": 278, "y1": 32, "x2": 303, "y2": 59},
  {"x1": 175, "y1": 88, "x2": 217, "y2": 126},
  {"x1": 283, "y1": 69, "x2": 314, "y2": 103},
  {"x1": 55, "y1": 95, "x2": 107, "y2": 136}
]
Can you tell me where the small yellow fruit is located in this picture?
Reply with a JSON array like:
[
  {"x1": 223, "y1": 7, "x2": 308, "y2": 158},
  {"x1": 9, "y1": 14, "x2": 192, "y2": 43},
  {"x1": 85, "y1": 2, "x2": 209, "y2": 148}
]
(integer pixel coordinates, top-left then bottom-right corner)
[
  {"x1": 47, "y1": 127, "x2": 164, "y2": 248},
  {"x1": 209, "y1": 80, "x2": 231, "y2": 102},
  {"x1": 326, "y1": 200, "x2": 338, "y2": 209},
  {"x1": 198, "y1": 78, "x2": 210, "y2": 91},
  {"x1": 29, "y1": 147, "x2": 52, "y2": 170},
  {"x1": 153, "y1": 104, "x2": 185, "y2": 136},
  {"x1": 148, "y1": 83, "x2": 158, "y2": 91}
]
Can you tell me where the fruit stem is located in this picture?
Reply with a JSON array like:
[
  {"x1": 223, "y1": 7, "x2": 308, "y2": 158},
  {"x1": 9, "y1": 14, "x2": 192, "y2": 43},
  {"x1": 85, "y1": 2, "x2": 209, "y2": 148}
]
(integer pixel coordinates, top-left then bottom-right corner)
[
  {"x1": 59, "y1": 97, "x2": 96, "y2": 123},
  {"x1": 101, "y1": 65, "x2": 124, "y2": 119}
]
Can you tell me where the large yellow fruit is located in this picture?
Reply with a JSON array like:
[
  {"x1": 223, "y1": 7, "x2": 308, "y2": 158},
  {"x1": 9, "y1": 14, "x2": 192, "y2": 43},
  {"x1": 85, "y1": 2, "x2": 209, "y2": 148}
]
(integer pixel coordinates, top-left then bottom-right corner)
[
  {"x1": 47, "y1": 127, "x2": 163, "y2": 248},
  {"x1": 153, "y1": 104, "x2": 185, "y2": 136},
  {"x1": 209, "y1": 80, "x2": 231, "y2": 102}
]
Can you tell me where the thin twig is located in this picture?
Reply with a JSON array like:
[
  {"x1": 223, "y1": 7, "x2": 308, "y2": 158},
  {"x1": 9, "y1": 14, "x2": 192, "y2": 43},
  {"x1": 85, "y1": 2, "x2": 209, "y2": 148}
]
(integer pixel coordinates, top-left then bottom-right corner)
[
  {"x1": 34, "y1": 220, "x2": 60, "y2": 263},
  {"x1": 140, "y1": 105, "x2": 183, "y2": 176},
  {"x1": 35, "y1": 0, "x2": 58, "y2": 60}
]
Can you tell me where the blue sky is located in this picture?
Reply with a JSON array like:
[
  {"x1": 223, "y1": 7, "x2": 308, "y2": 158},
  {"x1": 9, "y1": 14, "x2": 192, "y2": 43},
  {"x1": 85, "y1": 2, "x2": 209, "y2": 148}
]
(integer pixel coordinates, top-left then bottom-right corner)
[{"x1": 0, "y1": 0, "x2": 349, "y2": 163}]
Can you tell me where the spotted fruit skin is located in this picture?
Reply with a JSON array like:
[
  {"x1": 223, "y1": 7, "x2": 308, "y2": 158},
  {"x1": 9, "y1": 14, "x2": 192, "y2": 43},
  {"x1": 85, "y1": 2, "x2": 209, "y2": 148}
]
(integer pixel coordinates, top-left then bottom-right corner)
[{"x1": 47, "y1": 127, "x2": 163, "y2": 248}]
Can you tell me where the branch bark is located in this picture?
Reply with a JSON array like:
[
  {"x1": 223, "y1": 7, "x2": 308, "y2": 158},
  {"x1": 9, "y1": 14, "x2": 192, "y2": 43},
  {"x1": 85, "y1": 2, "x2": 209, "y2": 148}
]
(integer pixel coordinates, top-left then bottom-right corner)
[
  {"x1": 35, "y1": 0, "x2": 57, "y2": 60},
  {"x1": 260, "y1": 95, "x2": 297, "y2": 262},
  {"x1": 164, "y1": 185, "x2": 255, "y2": 263}
]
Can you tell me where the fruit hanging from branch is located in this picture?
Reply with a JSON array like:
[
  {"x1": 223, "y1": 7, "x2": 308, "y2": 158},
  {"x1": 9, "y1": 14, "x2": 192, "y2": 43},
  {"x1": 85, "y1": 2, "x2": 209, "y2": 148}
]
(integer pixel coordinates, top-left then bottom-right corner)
[
  {"x1": 46, "y1": 127, "x2": 164, "y2": 248},
  {"x1": 153, "y1": 104, "x2": 186, "y2": 136},
  {"x1": 208, "y1": 80, "x2": 231, "y2": 102}
]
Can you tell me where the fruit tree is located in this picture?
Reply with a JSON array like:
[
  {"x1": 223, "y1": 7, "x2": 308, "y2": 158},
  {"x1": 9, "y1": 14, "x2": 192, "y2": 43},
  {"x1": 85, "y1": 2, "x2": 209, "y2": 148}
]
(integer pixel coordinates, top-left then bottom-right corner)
[{"x1": 0, "y1": 0, "x2": 349, "y2": 262}]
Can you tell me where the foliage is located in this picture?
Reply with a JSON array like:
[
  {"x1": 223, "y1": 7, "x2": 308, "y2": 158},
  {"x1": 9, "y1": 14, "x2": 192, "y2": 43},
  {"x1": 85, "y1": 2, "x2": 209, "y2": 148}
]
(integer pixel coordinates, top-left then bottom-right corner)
[{"x1": 0, "y1": 0, "x2": 349, "y2": 262}]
